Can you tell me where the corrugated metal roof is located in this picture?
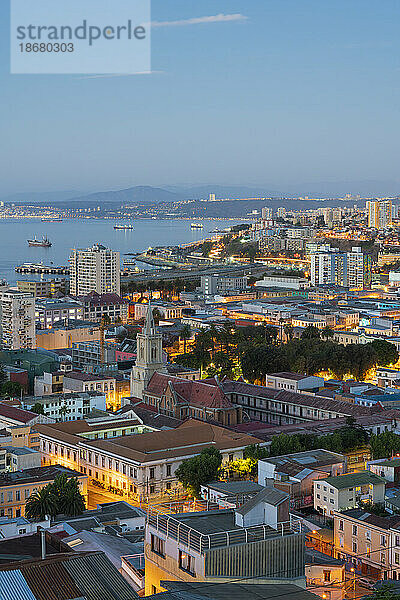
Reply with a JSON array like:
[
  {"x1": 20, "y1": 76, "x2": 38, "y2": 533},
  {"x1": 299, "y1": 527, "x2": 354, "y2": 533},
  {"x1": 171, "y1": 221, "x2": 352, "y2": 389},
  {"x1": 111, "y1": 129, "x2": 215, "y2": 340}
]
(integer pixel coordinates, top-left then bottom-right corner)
[
  {"x1": 22, "y1": 561, "x2": 82, "y2": 600},
  {"x1": 0, "y1": 570, "x2": 36, "y2": 600},
  {"x1": 63, "y1": 553, "x2": 137, "y2": 600}
]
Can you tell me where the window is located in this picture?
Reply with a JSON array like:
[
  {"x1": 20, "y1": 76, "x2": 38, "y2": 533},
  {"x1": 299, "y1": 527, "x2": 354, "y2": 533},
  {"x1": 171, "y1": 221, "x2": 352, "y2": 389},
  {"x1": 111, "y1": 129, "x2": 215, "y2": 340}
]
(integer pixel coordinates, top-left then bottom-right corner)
[
  {"x1": 150, "y1": 484, "x2": 155, "y2": 494},
  {"x1": 166, "y1": 482, "x2": 171, "y2": 490},
  {"x1": 15, "y1": 491, "x2": 20, "y2": 501},
  {"x1": 323, "y1": 570, "x2": 331, "y2": 582},
  {"x1": 352, "y1": 542, "x2": 357, "y2": 553},
  {"x1": 179, "y1": 550, "x2": 196, "y2": 576},
  {"x1": 395, "y1": 553, "x2": 400, "y2": 565},
  {"x1": 166, "y1": 465, "x2": 171, "y2": 477},
  {"x1": 381, "y1": 553, "x2": 386, "y2": 564},
  {"x1": 339, "y1": 520, "x2": 344, "y2": 531},
  {"x1": 151, "y1": 534, "x2": 165, "y2": 557},
  {"x1": 381, "y1": 535, "x2": 387, "y2": 547},
  {"x1": 352, "y1": 525, "x2": 358, "y2": 536},
  {"x1": 365, "y1": 530, "x2": 371, "y2": 541},
  {"x1": 149, "y1": 468, "x2": 155, "y2": 480},
  {"x1": 396, "y1": 535, "x2": 400, "y2": 547}
]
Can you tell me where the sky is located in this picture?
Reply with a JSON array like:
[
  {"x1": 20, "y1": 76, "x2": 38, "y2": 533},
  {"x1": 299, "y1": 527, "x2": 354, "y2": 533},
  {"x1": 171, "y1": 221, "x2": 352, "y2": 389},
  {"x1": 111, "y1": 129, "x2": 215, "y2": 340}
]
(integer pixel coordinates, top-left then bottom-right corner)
[{"x1": 1, "y1": 0, "x2": 400, "y2": 196}]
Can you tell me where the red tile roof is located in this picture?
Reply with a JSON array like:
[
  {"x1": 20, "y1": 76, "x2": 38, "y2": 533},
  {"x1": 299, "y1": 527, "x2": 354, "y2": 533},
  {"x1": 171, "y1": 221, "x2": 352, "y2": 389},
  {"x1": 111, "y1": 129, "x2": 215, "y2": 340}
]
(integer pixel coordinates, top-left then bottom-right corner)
[
  {"x1": 146, "y1": 373, "x2": 233, "y2": 409},
  {"x1": 0, "y1": 402, "x2": 39, "y2": 424}
]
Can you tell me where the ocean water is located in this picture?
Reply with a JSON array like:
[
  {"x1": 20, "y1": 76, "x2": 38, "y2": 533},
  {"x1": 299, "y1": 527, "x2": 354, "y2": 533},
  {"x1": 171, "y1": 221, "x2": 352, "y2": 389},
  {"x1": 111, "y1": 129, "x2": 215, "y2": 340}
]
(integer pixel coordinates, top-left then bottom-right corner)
[{"x1": 0, "y1": 218, "x2": 242, "y2": 284}]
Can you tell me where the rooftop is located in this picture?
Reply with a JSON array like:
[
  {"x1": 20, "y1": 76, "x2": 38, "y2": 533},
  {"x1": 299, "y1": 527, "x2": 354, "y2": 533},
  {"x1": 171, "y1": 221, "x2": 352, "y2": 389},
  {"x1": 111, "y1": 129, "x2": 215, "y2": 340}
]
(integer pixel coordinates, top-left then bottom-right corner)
[
  {"x1": 153, "y1": 582, "x2": 321, "y2": 600},
  {"x1": 0, "y1": 465, "x2": 84, "y2": 488},
  {"x1": 320, "y1": 470, "x2": 386, "y2": 490}
]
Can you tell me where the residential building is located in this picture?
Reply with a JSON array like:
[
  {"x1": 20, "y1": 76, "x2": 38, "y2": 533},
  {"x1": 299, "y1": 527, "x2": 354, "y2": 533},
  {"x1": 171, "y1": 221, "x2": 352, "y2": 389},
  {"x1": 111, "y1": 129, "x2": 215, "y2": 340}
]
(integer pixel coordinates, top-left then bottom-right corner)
[
  {"x1": 35, "y1": 298, "x2": 84, "y2": 328},
  {"x1": 367, "y1": 199, "x2": 393, "y2": 229},
  {"x1": 334, "y1": 508, "x2": 399, "y2": 580},
  {"x1": 63, "y1": 372, "x2": 116, "y2": 409},
  {"x1": 305, "y1": 549, "x2": 345, "y2": 600},
  {"x1": 130, "y1": 304, "x2": 167, "y2": 399},
  {"x1": 0, "y1": 515, "x2": 51, "y2": 538},
  {"x1": 0, "y1": 464, "x2": 87, "y2": 518},
  {"x1": 0, "y1": 403, "x2": 55, "y2": 430},
  {"x1": 255, "y1": 276, "x2": 310, "y2": 290},
  {"x1": 145, "y1": 488, "x2": 305, "y2": 595},
  {"x1": 310, "y1": 246, "x2": 370, "y2": 289},
  {"x1": 0, "y1": 289, "x2": 36, "y2": 349},
  {"x1": 23, "y1": 391, "x2": 106, "y2": 421},
  {"x1": 200, "y1": 274, "x2": 248, "y2": 296},
  {"x1": 368, "y1": 458, "x2": 400, "y2": 483},
  {"x1": 71, "y1": 340, "x2": 116, "y2": 369},
  {"x1": 314, "y1": 471, "x2": 386, "y2": 516},
  {"x1": 37, "y1": 418, "x2": 267, "y2": 501},
  {"x1": 141, "y1": 372, "x2": 242, "y2": 426},
  {"x1": 34, "y1": 370, "x2": 64, "y2": 395},
  {"x1": 69, "y1": 244, "x2": 120, "y2": 296},
  {"x1": 17, "y1": 278, "x2": 68, "y2": 298},
  {"x1": 266, "y1": 373, "x2": 324, "y2": 393},
  {"x1": 258, "y1": 449, "x2": 346, "y2": 510},
  {"x1": 1, "y1": 446, "x2": 42, "y2": 471}
]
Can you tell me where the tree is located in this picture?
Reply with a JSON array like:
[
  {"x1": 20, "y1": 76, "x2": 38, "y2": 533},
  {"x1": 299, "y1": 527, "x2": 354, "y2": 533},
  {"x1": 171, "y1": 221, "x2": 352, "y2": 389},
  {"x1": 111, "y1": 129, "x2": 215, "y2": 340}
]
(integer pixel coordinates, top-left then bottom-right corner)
[
  {"x1": 25, "y1": 487, "x2": 58, "y2": 520},
  {"x1": 32, "y1": 402, "x2": 45, "y2": 415},
  {"x1": 175, "y1": 447, "x2": 222, "y2": 498},
  {"x1": 321, "y1": 326, "x2": 334, "y2": 341},
  {"x1": 301, "y1": 326, "x2": 321, "y2": 340},
  {"x1": 370, "y1": 584, "x2": 400, "y2": 599},
  {"x1": 370, "y1": 339, "x2": 399, "y2": 367},
  {"x1": 0, "y1": 381, "x2": 22, "y2": 397},
  {"x1": 180, "y1": 324, "x2": 192, "y2": 354},
  {"x1": 370, "y1": 431, "x2": 400, "y2": 460}
]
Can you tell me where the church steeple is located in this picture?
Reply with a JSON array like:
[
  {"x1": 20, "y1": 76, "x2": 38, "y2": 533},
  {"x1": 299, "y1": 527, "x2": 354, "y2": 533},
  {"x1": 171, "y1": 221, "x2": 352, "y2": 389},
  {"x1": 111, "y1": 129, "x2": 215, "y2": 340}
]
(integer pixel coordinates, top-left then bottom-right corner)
[{"x1": 130, "y1": 301, "x2": 167, "y2": 399}]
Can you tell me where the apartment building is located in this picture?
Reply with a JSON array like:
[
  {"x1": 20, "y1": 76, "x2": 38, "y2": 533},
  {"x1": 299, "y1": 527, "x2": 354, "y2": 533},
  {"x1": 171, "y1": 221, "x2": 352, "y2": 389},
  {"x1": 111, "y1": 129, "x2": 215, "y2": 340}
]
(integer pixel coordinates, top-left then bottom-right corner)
[
  {"x1": 69, "y1": 244, "x2": 120, "y2": 296},
  {"x1": 36, "y1": 321, "x2": 101, "y2": 351},
  {"x1": 0, "y1": 290, "x2": 36, "y2": 349},
  {"x1": 0, "y1": 464, "x2": 87, "y2": 518},
  {"x1": 367, "y1": 199, "x2": 393, "y2": 229},
  {"x1": 17, "y1": 278, "x2": 68, "y2": 298},
  {"x1": 35, "y1": 298, "x2": 84, "y2": 328},
  {"x1": 145, "y1": 488, "x2": 305, "y2": 595},
  {"x1": 310, "y1": 246, "x2": 370, "y2": 289},
  {"x1": 23, "y1": 391, "x2": 106, "y2": 421},
  {"x1": 71, "y1": 340, "x2": 116, "y2": 369},
  {"x1": 37, "y1": 418, "x2": 266, "y2": 501},
  {"x1": 200, "y1": 274, "x2": 248, "y2": 296},
  {"x1": 63, "y1": 371, "x2": 117, "y2": 409},
  {"x1": 314, "y1": 471, "x2": 386, "y2": 516},
  {"x1": 334, "y1": 508, "x2": 400, "y2": 580}
]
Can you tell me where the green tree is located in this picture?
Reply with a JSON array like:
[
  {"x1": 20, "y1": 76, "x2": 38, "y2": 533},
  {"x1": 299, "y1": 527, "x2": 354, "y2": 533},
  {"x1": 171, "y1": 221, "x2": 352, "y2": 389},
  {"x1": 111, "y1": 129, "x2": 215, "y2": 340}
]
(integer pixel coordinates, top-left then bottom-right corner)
[
  {"x1": 32, "y1": 402, "x2": 45, "y2": 415},
  {"x1": 176, "y1": 447, "x2": 222, "y2": 498},
  {"x1": 180, "y1": 324, "x2": 192, "y2": 354},
  {"x1": 370, "y1": 584, "x2": 400, "y2": 599},
  {"x1": 301, "y1": 326, "x2": 321, "y2": 340},
  {"x1": 321, "y1": 326, "x2": 334, "y2": 341},
  {"x1": 370, "y1": 339, "x2": 399, "y2": 367},
  {"x1": 0, "y1": 381, "x2": 22, "y2": 397},
  {"x1": 25, "y1": 487, "x2": 58, "y2": 520}
]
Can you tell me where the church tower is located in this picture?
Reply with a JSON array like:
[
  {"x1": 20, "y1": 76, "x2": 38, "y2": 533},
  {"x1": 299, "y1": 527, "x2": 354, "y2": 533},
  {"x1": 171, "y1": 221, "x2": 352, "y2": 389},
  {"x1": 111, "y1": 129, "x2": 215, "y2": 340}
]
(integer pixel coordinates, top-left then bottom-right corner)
[{"x1": 130, "y1": 303, "x2": 167, "y2": 399}]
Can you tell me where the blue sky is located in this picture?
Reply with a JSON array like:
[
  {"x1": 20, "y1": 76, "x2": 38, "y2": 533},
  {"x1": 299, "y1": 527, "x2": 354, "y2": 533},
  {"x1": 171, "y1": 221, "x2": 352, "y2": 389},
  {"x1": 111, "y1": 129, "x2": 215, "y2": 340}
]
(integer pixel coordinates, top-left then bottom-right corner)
[{"x1": 1, "y1": 0, "x2": 400, "y2": 196}]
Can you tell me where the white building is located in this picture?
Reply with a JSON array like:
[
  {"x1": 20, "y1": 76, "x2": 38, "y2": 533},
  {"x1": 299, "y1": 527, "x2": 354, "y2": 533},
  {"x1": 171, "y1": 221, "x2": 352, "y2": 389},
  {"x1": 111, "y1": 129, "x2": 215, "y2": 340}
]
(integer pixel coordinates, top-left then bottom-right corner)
[
  {"x1": 314, "y1": 471, "x2": 386, "y2": 517},
  {"x1": 310, "y1": 245, "x2": 367, "y2": 289},
  {"x1": 255, "y1": 275, "x2": 310, "y2": 290},
  {"x1": 69, "y1": 244, "x2": 120, "y2": 296},
  {"x1": 23, "y1": 391, "x2": 106, "y2": 421},
  {"x1": 0, "y1": 290, "x2": 36, "y2": 349}
]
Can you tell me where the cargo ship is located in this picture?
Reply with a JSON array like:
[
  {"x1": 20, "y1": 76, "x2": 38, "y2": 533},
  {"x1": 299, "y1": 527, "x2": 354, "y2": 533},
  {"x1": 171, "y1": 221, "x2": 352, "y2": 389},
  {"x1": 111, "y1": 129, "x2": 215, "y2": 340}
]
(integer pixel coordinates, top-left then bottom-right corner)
[
  {"x1": 27, "y1": 236, "x2": 52, "y2": 247},
  {"x1": 190, "y1": 223, "x2": 203, "y2": 229}
]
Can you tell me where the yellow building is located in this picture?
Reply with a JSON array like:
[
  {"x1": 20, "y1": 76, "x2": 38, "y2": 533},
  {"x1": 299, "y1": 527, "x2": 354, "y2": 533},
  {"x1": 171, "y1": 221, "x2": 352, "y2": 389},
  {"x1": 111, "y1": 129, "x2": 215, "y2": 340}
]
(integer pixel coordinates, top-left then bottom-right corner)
[
  {"x1": 0, "y1": 464, "x2": 87, "y2": 518},
  {"x1": 36, "y1": 324, "x2": 100, "y2": 351},
  {"x1": 345, "y1": 446, "x2": 371, "y2": 473}
]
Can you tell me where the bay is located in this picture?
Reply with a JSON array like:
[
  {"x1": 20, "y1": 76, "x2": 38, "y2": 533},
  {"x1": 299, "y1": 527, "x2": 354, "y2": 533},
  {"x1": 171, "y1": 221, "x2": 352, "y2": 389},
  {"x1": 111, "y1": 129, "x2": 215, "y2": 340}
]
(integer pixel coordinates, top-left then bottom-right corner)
[{"x1": 0, "y1": 218, "x2": 244, "y2": 284}]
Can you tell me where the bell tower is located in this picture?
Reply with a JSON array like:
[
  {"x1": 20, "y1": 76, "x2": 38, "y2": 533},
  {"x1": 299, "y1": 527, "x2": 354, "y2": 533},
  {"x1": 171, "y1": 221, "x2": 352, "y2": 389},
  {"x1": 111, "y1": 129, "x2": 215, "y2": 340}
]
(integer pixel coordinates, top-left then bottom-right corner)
[{"x1": 130, "y1": 303, "x2": 166, "y2": 399}]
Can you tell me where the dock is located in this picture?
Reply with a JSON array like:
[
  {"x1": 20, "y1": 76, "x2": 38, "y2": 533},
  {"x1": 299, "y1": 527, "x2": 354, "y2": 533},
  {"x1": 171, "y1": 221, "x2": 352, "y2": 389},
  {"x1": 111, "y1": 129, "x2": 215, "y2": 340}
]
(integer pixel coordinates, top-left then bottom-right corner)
[{"x1": 15, "y1": 263, "x2": 70, "y2": 275}]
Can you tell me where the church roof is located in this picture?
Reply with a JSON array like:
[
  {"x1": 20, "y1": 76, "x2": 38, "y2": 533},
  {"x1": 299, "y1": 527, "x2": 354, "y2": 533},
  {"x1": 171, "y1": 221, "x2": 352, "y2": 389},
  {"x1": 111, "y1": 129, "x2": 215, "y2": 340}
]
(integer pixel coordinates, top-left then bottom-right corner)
[{"x1": 146, "y1": 373, "x2": 234, "y2": 410}]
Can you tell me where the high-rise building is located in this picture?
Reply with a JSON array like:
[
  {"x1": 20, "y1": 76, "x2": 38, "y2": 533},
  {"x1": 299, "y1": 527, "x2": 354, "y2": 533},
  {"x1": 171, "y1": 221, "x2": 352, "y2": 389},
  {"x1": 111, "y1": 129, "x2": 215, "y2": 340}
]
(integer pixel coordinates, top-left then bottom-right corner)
[
  {"x1": 367, "y1": 199, "x2": 392, "y2": 229},
  {"x1": 277, "y1": 206, "x2": 286, "y2": 218},
  {"x1": 69, "y1": 244, "x2": 120, "y2": 296},
  {"x1": 209, "y1": 193, "x2": 216, "y2": 202},
  {"x1": 0, "y1": 290, "x2": 36, "y2": 349},
  {"x1": 261, "y1": 207, "x2": 273, "y2": 220},
  {"x1": 130, "y1": 303, "x2": 167, "y2": 399},
  {"x1": 310, "y1": 246, "x2": 369, "y2": 289}
]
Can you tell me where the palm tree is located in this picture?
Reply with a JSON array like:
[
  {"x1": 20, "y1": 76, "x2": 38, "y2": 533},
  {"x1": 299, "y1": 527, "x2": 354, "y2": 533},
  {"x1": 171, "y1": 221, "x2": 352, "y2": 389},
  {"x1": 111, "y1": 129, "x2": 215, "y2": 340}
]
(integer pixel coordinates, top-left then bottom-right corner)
[
  {"x1": 283, "y1": 324, "x2": 294, "y2": 342},
  {"x1": 58, "y1": 483, "x2": 85, "y2": 516},
  {"x1": 25, "y1": 487, "x2": 58, "y2": 520}
]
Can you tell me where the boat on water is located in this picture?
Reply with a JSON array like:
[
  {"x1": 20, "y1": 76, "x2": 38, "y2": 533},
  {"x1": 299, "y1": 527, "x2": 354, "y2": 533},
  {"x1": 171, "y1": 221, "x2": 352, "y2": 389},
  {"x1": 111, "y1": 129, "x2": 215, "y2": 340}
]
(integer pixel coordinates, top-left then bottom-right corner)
[
  {"x1": 27, "y1": 236, "x2": 52, "y2": 247},
  {"x1": 41, "y1": 217, "x2": 63, "y2": 222},
  {"x1": 114, "y1": 223, "x2": 134, "y2": 230},
  {"x1": 190, "y1": 223, "x2": 204, "y2": 229}
]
